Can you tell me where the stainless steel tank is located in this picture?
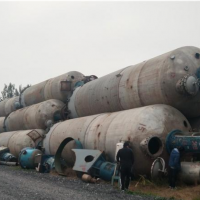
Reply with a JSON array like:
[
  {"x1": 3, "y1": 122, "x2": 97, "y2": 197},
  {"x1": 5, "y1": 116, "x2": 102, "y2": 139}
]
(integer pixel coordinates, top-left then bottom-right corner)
[
  {"x1": 68, "y1": 46, "x2": 200, "y2": 119},
  {"x1": 179, "y1": 162, "x2": 200, "y2": 184},
  {"x1": 43, "y1": 104, "x2": 191, "y2": 176},
  {"x1": 5, "y1": 99, "x2": 66, "y2": 131},
  {"x1": 20, "y1": 71, "x2": 85, "y2": 107},
  {"x1": 0, "y1": 117, "x2": 5, "y2": 133},
  {"x1": 0, "y1": 97, "x2": 20, "y2": 117},
  {"x1": 0, "y1": 129, "x2": 45, "y2": 157}
]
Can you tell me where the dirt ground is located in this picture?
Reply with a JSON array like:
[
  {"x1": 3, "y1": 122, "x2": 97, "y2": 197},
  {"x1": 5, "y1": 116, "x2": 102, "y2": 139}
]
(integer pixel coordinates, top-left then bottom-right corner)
[
  {"x1": 1, "y1": 164, "x2": 199, "y2": 200},
  {"x1": 128, "y1": 178, "x2": 200, "y2": 200}
]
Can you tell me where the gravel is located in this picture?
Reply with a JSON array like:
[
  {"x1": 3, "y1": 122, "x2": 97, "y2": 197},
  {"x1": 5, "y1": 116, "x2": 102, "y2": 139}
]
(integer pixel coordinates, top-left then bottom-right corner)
[{"x1": 0, "y1": 165, "x2": 154, "y2": 200}]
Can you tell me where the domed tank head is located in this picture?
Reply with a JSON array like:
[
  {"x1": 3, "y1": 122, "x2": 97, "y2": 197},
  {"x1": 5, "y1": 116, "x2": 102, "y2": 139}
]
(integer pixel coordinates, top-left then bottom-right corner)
[{"x1": 176, "y1": 74, "x2": 199, "y2": 96}]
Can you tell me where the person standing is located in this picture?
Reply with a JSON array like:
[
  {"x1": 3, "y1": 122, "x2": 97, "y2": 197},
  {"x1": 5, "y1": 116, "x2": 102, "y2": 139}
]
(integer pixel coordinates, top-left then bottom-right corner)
[
  {"x1": 116, "y1": 141, "x2": 134, "y2": 191},
  {"x1": 168, "y1": 146, "x2": 185, "y2": 189}
]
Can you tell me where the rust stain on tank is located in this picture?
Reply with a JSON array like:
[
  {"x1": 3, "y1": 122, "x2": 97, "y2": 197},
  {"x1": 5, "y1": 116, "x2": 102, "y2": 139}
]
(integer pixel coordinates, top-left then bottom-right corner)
[{"x1": 98, "y1": 132, "x2": 101, "y2": 138}]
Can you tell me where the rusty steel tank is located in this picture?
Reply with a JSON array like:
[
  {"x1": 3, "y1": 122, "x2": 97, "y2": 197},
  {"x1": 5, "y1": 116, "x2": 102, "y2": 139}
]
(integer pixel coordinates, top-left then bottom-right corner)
[
  {"x1": 5, "y1": 99, "x2": 67, "y2": 132},
  {"x1": 0, "y1": 97, "x2": 20, "y2": 117},
  {"x1": 20, "y1": 71, "x2": 85, "y2": 107},
  {"x1": 0, "y1": 129, "x2": 45, "y2": 157},
  {"x1": 43, "y1": 104, "x2": 191, "y2": 176},
  {"x1": 0, "y1": 117, "x2": 5, "y2": 133},
  {"x1": 68, "y1": 46, "x2": 200, "y2": 119}
]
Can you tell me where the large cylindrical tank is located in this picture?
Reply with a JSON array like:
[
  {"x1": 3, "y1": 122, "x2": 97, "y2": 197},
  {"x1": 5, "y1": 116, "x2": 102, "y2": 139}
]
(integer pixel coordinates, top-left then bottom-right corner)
[
  {"x1": 43, "y1": 104, "x2": 191, "y2": 176},
  {"x1": 20, "y1": 71, "x2": 85, "y2": 107},
  {"x1": 0, "y1": 129, "x2": 45, "y2": 157},
  {"x1": 5, "y1": 99, "x2": 66, "y2": 132},
  {"x1": 68, "y1": 46, "x2": 200, "y2": 119},
  {"x1": 0, "y1": 117, "x2": 5, "y2": 133},
  {"x1": 0, "y1": 97, "x2": 20, "y2": 117}
]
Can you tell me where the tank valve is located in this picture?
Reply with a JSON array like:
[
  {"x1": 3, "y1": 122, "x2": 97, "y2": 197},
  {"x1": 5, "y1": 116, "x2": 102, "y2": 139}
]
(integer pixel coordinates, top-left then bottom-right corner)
[{"x1": 176, "y1": 74, "x2": 199, "y2": 96}]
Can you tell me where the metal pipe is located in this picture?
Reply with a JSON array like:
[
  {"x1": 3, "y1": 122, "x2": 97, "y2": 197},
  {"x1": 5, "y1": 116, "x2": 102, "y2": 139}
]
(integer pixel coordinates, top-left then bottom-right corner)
[
  {"x1": 165, "y1": 130, "x2": 200, "y2": 154},
  {"x1": 68, "y1": 46, "x2": 200, "y2": 119},
  {"x1": 43, "y1": 104, "x2": 191, "y2": 176},
  {"x1": 0, "y1": 161, "x2": 18, "y2": 166}
]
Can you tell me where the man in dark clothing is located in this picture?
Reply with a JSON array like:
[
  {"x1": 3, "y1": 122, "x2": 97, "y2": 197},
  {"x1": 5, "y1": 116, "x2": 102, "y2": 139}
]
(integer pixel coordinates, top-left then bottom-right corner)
[
  {"x1": 168, "y1": 146, "x2": 185, "y2": 189},
  {"x1": 116, "y1": 141, "x2": 134, "y2": 191}
]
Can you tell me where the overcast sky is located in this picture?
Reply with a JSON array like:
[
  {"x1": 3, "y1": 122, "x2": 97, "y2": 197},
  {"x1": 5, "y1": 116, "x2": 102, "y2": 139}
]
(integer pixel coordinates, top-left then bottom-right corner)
[{"x1": 0, "y1": 1, "x2": 200, "y2": 93}]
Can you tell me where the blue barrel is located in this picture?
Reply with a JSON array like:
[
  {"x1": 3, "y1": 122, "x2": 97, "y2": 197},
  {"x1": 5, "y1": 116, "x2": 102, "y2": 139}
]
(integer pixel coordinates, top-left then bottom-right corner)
[
  {"x1": 19, "y1": 147, "x2": 42, "y2": 169},
  {"x1": 99, "y1": 162, "x2": 116, "y2": 181}
]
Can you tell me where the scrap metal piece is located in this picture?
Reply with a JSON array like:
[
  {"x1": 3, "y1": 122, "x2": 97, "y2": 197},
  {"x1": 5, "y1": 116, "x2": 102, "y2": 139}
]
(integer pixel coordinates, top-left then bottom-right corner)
[
  {"x1": 72, "y1": 149, "x2": 102, "y2": 173},
  {"x1": 54, "y1": 137, "x2": 83, "y2": 175}
]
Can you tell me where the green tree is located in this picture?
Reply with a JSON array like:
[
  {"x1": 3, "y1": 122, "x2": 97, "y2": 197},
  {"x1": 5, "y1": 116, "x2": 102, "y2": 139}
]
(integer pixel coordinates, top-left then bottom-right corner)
[{"x1": 0, "y1": 83, "x2": 31, "y2": 101}]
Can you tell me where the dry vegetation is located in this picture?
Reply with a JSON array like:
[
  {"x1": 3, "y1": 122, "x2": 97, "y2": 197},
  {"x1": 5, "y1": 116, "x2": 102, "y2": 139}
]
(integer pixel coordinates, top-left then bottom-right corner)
[{"x1": 126, "y1": 177, "x2": 200, "y2": 200}]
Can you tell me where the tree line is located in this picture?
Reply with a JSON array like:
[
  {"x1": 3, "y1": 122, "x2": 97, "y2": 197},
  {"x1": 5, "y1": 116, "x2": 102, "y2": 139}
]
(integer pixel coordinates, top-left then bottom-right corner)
[{"x1": 0, "y1": 83, "x2": 31, "y2": 102}]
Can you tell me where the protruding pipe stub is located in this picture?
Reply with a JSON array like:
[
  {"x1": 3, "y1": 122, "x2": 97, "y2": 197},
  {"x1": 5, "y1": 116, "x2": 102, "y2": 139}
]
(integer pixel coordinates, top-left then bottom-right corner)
[
  {"x1": 14, "y1": 101, "x2": 21, "y2": 109},
  {"x1": 176, "y1": 74, "x2": 199, "y2": 96},
  {"x1": 140, "y1": 136, "x2": 163, "y2": 159}
]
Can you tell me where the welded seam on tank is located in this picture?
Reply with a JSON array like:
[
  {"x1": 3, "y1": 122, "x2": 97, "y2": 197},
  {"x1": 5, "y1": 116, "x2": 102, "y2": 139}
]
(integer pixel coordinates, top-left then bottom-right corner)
[
  {"x1": 7, "y1": 131, "x2": 18, "y2": 148},
  {"x1": 158, "y1": 56, "x2": 168, "y2": 104},
  {"x1": 83, "y1": 113, "x2": 106, "y2": 147},
  {"x1": 136, "y1": 61, "x2": 148, "y2": 107},
  {"x1": 117, "y1": 66, "x2": 132, "y2": 110},
  {"x1": 103, "y1": 112, "x2": 126, "y2": 153},
  {"x1": 148, "y1": 105, "x2": 169, "y2": 139},
  {"x1": 45, "y1": 122, "x2": 62, "y2": 155}
]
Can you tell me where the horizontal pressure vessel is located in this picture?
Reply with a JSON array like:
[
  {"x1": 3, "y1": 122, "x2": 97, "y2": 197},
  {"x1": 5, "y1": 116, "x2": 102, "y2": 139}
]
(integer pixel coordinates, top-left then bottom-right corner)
[
  {"x1": 0, "y1": 117, "x2": 5, "y2": 133},
  {"x1": 0, "y1": 97, "x2": 20, "y2": 117},
  {"x1": 0, "y1": 129, "x2": 45, "y2": 157},
  {"x1": 5, "y1": 99, "x2": 66, "y2": 132},
  {"x1": 43, "y1": 104, "x2": 191, "y2": 176},
  {"x1": 68, "y1": 46, "x2": 200, "y2": 119},
  {"x1": 20, "y1": 71, "x2": 85, "y2": 107}
]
